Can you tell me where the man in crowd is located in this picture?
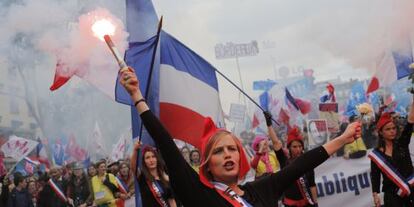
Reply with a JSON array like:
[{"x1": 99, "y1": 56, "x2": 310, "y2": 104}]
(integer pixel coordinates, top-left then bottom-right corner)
[{"x1": 7, "y1": 173, "x2": 33, "y2": 207}]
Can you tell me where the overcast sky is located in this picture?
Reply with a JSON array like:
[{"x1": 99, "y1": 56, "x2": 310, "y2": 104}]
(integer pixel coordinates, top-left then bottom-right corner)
[{"x1": 150, "y1": 0, "x2": 414, "y2": 112}]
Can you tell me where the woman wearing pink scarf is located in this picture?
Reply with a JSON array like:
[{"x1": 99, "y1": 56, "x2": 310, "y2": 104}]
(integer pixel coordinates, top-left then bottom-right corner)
[{"x1": 250, "y1": 112, "x2": 285, "y2": 178}]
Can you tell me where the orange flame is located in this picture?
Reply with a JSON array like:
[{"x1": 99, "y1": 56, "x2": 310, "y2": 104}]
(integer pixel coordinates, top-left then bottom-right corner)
[{"x1": 91, "y1": 19, "x2": 115, "y2": 41}]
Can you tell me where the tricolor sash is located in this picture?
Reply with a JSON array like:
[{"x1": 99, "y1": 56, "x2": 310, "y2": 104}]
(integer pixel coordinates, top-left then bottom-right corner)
[
  {"x1": 368, "y1": 149, "x2": 413, "y2": 197},
  {"x1": 48, "y1": 179, "x2": 67, "y2": 203},
  {"x1": 283, "y1": 176, "x2": 314, "y2": 207},
  {"x1": 212, "y1": 182, "x2": 253, "y2": 207},
  {"x1": 115, "y1": 176, "x2": 128, "y2": 194},
  {"x1": 147, "y1": 180, "x2": 169, "y2": 207},
  {"x1": 297, "y1": 176, "x2": 314, "y2": 205}
]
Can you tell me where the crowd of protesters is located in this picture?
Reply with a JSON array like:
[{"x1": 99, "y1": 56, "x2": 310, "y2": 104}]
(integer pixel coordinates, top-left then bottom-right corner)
[
  {"x1": 0, "y1": 68, "x2": 413, "y2": 207},
  {"x1": 0, "y1": 158, "x2": 136, "y2": 207},
  {"x1": 0, "y1": 103, "x2": 412, "y2": 207}
]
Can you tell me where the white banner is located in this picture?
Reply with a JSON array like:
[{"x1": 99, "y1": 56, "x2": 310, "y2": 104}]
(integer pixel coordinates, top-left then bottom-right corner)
[
  {"x1": 315, "y1": 154, "x2": 372, "y2": 207},
  {"x1": 1, "y1": 135, "x2": 38, "y2": 163}
]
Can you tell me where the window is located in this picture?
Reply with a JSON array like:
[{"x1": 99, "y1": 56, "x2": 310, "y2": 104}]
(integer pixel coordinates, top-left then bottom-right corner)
[
  {"x1": 10, "y1": 98, "x2": 19, "y2": 114},
  {"x1": 11, "y1": 120, "x2": 23, "y2": 129}
]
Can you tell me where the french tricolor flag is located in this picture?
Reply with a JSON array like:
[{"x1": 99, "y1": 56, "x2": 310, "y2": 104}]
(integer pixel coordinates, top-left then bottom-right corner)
[
  {"x1": 158, "y1": 32, "x2": 224, "y2": 148},
  {"x1": 116, "y1": 31, "x2": 224, "y2": 149},
  {"x1": 367, "y1": 41, "x2": 414, "y2": 94}
]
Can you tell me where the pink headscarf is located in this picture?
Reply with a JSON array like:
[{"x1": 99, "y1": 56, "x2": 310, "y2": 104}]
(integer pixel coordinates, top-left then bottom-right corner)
[{"x1": 251, "y1": 135, "x2": 273, "y2": 173}]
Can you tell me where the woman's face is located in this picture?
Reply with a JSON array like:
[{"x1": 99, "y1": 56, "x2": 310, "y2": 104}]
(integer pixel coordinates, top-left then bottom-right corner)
[
  {"x1": 289, "y1": 140, "x2": 303, "y2": 158},
  {"x1": 259, "y1": 139, "x2": 269, "y2": 152},
  {"x1": 181, "y1": 148, "x2": 190, "y2": 160},
  {"x1": 28, "y1": 181, "x2": 36, "y2": 194},
  {"x1": 144, "y1": 151, "x2": 158, "y2": 170},
  {"x1": 120, "y1": 164, "x2": 129, "y2": 176},
  {"x1": 97, "y1": 163, "x2": 106, "y2": 175},
  {"x1": 380, "y1": 122, "x2": 397, "y2": 140},
  {"x1": 73, "y1": 168, "x2": 83, "y2": 177},
  {"x1": 88, "y1": 166, "x2": 97, "y2": 177},
  {"x1": 207, "y1": 134, "x2": 240, "y2": 184},
  {"x1": 190, "y1": 151, "x2": 200, "y2": 164}
]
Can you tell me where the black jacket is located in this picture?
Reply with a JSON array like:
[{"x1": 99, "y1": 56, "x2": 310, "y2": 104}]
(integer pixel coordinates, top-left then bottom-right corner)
[{"x1": 140, "y1": 110, "x2": 330, "y2": 207}]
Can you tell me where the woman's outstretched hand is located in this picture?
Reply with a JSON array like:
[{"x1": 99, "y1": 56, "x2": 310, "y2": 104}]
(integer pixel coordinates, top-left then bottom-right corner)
[
  {"x1": 341, "y1": 122, "x2": 362, "y2": 144},
  {"x1": 323, "y1": 121, "x2": 361, "y2": 155}
]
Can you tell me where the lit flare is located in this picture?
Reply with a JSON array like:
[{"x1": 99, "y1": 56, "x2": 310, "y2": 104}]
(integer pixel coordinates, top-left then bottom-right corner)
[{"x1": 91, "y1": 19, "x2": 115, "y2": 41}]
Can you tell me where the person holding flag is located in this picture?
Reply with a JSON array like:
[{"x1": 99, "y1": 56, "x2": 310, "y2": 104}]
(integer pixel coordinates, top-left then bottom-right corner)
[
  {"x1": 130, "y1": 142, "x2": 178, "y2": 207},
  {"x1": 119, "y1": 66, "x2": 361, "y2": 207},
  {"x1": 369, "y1": 98, "x2": 414, "y2": 207},
  {"x1": 250, "y1": 112, "x2": 284, "y2": 179}
]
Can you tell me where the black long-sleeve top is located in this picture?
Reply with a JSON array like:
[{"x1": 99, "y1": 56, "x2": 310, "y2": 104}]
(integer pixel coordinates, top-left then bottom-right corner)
[
  {"x1": 277, "y1": 149, "x2": 316, "y2": 201},
  {"x1": 370, "y1": 122, "x2": 414, "y2": 194},
  {"x1": 140, "y1": 110, "x2": 330, "y2": 207},
  {"x1": 137, "y1": 174, "x2": 174, "y2": 207}
]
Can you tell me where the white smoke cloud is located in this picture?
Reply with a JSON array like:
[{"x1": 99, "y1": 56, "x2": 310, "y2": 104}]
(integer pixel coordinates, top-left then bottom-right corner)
[{"x1": 0, "y1": 0, "x2": 130, "y2": 157}]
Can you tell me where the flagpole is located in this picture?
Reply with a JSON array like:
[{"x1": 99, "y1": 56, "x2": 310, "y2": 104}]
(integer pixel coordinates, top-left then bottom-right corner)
[
  {"x1": 138, "y1": 16, "x2": 163, "y2": 142},
  {"x1": 213, "y1": 68, "x2": 280, "y2": 126}
]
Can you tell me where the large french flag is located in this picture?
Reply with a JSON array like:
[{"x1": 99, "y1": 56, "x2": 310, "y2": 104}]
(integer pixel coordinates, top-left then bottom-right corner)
[
  {"x1": 116, "y1": 31, "x2": 224, "y2": 149},
  {"x1": 158, "y1": 32, "x2": 224, "y2": 148}
]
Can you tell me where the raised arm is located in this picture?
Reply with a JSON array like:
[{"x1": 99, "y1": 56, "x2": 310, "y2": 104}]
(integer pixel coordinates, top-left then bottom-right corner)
[
  {"x1": 120, "y1": 67, "x2": 205, "y2": 205},
  {"x1": 247, "y1": 122, "x2": 361, "y2": 198},
  {"x1": 264, "y1": 111, "x2": 282, "y2": 151},
  {"x1": 399, "y1": 99, "x2": 414, "y2": 146},
  {"x1": 130, "y1": 141, "x2": 141, "y2": 177}
]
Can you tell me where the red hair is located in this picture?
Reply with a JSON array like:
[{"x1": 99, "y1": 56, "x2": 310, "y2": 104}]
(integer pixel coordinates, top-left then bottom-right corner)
[{"x1": 198, "y1": 117, "x2": 250, "y2": 188}]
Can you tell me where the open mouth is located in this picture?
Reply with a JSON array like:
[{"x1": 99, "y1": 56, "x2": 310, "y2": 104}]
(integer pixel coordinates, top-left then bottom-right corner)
[{"x1": 223, "y1": 161, "x2": 235, "y2": 170}]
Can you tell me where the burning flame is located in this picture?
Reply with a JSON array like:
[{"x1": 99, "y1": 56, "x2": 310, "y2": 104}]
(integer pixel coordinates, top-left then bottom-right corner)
[{"x1": 92, "y1": 19, "x2": 115, "y2": 40}]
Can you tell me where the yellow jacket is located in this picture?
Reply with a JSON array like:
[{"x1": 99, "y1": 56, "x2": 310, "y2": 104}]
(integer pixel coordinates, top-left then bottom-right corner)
[
  {"x1": 255, "y1": 151, "x2": 280, "y2": 177},
  {"x1": 91, "y1": 173, "x2": 119, "y2": 207}
]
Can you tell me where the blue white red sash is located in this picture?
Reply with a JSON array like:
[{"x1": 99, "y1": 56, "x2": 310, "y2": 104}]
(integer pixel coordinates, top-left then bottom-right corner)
[
  {"x1": 48, "y1": 179, "x2": 68, "y2": 203},
  {"x1": 297, "y1": 176, "x2": 314, "y2": 205},
  {"x1": 212, "y1": 182, "x2": 253, "y2": 207},
  {"x1": 115, "y1": 176, "x2": 128, "y2": 194},
  {"x1": 147, "y1": 180, "x2": 169, "y2": 207},
  {"x1": 368, "y1": 149, "x2": 413, "y2": 197}
]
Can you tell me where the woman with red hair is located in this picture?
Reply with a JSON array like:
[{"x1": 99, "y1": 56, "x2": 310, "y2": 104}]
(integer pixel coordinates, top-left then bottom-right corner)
[
  {"x1": 369, "y1": 103, "x2": 414, "y2": 207},
  {"x1": 120, "y1": 67, "x2": 361, "y2": 207},
  {"x1": 279, "y1": 127, "x2": 318, "y2": 207}
]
